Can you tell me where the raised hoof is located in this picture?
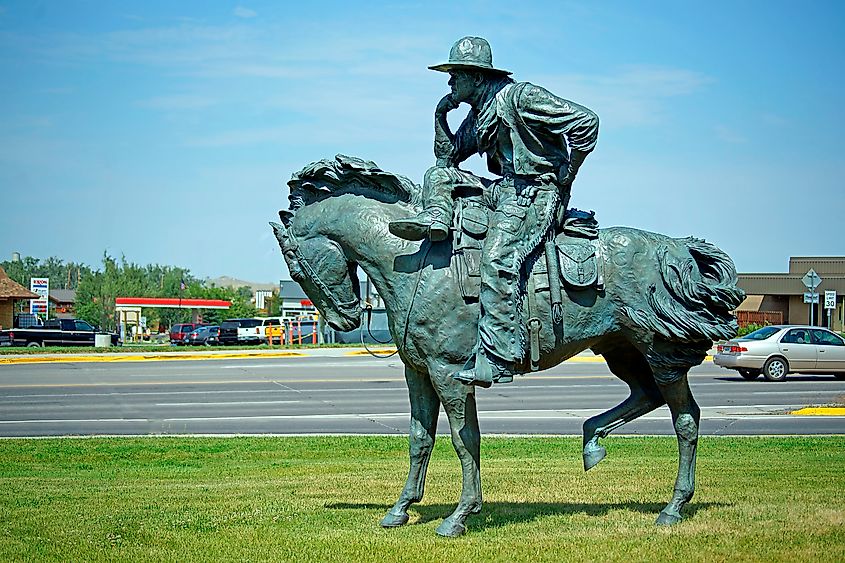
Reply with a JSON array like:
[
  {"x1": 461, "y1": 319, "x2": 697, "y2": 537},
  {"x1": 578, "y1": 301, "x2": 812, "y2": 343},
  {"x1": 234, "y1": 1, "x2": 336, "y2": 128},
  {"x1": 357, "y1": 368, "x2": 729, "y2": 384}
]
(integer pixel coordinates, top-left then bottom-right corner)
[
  {"x1": 380, "y1": 512, "x2": 410, "y2": 528},
  {"x1": 655, "y1": 510, "x2": 682, "y2": 526},
  {"x1": 435, "y1": 519, "x2": 466, "y2": 537},
  {"x1": 583, "y1": 444, "x2": 607, "y2": 471}
]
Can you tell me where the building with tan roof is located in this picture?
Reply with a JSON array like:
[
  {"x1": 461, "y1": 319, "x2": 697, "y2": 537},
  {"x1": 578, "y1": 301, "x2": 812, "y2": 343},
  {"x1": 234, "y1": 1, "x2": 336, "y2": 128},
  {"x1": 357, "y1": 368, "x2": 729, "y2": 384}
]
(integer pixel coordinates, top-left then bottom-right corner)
[{"x1": 0, "y1": 266, "x2": 40, "y2": 329}]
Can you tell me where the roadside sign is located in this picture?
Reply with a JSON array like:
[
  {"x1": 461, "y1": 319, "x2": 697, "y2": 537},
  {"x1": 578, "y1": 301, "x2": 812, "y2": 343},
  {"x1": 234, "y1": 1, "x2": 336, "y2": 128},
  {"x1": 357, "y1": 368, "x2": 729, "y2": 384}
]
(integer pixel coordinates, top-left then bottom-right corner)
[
  {"x1": 803, "y1": 292, "x2": 819, "y2": 304},
  {"x1": 824, "y1": 290, "x2": 836, "y2": 309},
  {"x1": 29, "y1": 277, "x2": 49, "y2": 318},
  {"x1": 802, "y1": 269, "x2": 822, "y2": 290}
]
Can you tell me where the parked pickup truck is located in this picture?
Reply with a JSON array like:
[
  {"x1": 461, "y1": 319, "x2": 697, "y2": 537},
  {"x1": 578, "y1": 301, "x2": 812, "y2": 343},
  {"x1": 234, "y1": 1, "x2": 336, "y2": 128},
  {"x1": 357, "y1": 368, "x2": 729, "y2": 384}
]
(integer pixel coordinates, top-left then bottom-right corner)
[{"x1": 0, "y1": 318, "x2": 121, "y2": 347}]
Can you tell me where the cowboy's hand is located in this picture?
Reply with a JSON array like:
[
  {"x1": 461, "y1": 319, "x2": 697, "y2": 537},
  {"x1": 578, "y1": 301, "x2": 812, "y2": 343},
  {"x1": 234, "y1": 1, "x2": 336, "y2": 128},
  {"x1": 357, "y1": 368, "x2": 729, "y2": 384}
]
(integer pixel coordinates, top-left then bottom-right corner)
[
  {"x1": 436, "y1": 94, "x2": 459, "y2": 115},
  {"x1": 516, "y1": 183, "x2": 540, "y2": 206}
]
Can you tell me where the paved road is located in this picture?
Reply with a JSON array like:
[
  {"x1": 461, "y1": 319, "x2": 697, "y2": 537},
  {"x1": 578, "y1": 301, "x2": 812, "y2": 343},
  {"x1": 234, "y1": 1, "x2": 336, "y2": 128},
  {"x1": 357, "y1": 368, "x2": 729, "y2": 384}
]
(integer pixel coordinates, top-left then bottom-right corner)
[{"x1": 0, "y1": 353, "x2": 843, "y2": 437}]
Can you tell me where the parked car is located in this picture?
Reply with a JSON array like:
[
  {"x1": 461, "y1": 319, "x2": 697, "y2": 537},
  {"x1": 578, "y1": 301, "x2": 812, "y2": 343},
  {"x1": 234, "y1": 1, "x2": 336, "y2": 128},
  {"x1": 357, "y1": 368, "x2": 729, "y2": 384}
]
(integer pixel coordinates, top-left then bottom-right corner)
[
  {"x1": 187, "y1": 325, "x2": 219, "y2": 346},
  {"x1": 169, "y1": 323, "x2": 206, "y2": 346},
  {"x1": 217, "y1": 318, "x2": 262, "y2": 345},
  {"x1": 0, "y1": 318, "x2": 120, "y2": 347},
  {"x1": 714, "y1": 325, "x2": 845, "y2": 381},
  {"x1": 257, "y1": 317, "x2": 285, "y2": 344}
]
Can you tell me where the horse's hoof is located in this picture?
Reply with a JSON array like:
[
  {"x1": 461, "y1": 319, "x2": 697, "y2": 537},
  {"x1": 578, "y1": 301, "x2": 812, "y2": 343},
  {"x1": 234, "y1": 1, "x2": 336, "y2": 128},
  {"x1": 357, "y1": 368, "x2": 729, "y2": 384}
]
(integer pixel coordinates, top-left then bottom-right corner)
[
  {"x1": 583, "y1": 444, "x2": 607, "y2": 471},
  {"x1": 655, "y1": 510, "x2": 682, "y2": 526},
  {"x1": 380, "y1": 512, "x2": 409, "y2": 528},
  {"x1": 435, "y1": 519, "x2": 466, "y2": 537}
]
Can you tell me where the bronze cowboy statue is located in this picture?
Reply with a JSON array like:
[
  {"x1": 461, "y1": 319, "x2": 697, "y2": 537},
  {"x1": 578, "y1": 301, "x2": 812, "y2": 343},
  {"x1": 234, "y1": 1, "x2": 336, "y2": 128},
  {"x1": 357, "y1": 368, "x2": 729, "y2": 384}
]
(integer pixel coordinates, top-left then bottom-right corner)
[
  {"x1": 272, "y1": 37, "x2": 744, "y2": 535},
  {"x1": 389, "y1": 36, "x2": 599, "y2": 387}
]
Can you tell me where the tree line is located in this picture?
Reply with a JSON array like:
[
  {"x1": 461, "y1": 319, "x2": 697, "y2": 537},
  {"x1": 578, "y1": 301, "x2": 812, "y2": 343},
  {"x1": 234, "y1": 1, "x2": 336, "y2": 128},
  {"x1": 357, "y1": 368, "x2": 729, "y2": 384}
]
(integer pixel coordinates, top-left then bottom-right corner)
[{"x1": 1, "y1": 254, "x2": 258, "y2": 331}]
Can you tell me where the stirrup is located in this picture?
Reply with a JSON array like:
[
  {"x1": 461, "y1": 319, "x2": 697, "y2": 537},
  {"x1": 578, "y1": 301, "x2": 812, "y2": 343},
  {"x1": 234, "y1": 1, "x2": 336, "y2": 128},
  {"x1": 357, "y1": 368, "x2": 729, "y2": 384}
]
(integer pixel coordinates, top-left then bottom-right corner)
[
  {"x1": 388, "y1": 212, "x2": 449, "y2": 242},
  {"x1": 452, "y1": 367, "x2": 493, "y2": 388}
]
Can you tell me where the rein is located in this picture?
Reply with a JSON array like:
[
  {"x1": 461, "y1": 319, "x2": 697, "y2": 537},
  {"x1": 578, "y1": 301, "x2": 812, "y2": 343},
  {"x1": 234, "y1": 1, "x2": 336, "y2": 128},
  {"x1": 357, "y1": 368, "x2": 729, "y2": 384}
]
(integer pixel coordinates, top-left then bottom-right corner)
[{"x1": 360, "y1": 303, "x2": 398, "y2": 359}]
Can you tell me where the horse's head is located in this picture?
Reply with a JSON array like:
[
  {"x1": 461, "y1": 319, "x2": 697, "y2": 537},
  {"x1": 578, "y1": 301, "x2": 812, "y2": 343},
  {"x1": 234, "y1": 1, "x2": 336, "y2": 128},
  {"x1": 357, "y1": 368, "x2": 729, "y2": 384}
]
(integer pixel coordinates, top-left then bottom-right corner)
[{"x1": 271, "y1": 215, "x2": 362, "y2": 332}]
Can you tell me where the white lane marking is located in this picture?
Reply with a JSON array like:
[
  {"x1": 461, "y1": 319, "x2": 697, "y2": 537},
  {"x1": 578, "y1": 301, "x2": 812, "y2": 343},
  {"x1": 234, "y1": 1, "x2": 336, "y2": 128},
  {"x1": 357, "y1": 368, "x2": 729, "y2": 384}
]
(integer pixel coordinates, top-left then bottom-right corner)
[
  {"x1": 0, "y1": 387, "x2": 406, "y2": 399},
  {"x1": 219, "y1": 361, "x2": 399, "y2": 369},
  {"x1": 0, "y1": 418, "x2": 148, "y2": 424},
  {"x1": 1, "y1": 389, "x2": 291, "y2": 399},
  {"x1": 154, "y1": 401, "x2": 300, "y2": 407},
  {"x1": 751, "y1": 390, "x2": 845, "y2": 395}
]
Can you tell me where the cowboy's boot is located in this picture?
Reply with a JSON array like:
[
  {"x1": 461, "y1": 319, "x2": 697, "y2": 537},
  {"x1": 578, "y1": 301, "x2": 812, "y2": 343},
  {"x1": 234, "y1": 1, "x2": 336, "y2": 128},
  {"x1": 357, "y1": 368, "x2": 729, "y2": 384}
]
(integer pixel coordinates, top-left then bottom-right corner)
[
  {"x1": 388, "y1": 209, "x2": 449, "y2": 242},
  {"x1": 452, "y1": 350, "x2": 513, "y2": 388}
]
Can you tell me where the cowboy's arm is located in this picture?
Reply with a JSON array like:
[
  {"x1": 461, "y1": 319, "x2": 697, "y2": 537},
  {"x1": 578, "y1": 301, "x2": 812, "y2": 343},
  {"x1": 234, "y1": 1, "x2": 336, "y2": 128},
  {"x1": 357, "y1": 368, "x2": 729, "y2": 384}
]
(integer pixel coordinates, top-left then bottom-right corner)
[
  {"x1": 434, "y1": 94, "x2": 477, "y2": 166},
  {"x1": 520, "y1": 85, "x2": 599, "y2": 187}
]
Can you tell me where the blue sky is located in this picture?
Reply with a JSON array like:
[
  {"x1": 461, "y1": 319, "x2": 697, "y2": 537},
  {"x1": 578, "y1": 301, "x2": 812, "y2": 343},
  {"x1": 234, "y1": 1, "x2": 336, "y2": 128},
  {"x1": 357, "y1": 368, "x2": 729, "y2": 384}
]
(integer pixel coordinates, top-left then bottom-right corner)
[{"x1": 1, "y1": 1, "x2": 843, "y2": 283}]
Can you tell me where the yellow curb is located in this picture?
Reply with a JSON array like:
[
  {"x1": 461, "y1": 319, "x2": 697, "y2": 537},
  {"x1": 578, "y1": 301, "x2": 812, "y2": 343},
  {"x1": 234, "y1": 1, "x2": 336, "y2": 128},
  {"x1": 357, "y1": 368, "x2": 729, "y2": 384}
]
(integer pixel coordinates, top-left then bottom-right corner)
[
  {"x1": 566, "y1": 356, "x2": 605, "y2": 363},
  {"x1": 344, "y1": 349, "x2": 397, "y2": 356},
  {"x1": 789, "y1": 407, "x2": 845, "y2": 416},
  {"x1": 0, "y1": 352, "x2": 306, "y2": 365}
]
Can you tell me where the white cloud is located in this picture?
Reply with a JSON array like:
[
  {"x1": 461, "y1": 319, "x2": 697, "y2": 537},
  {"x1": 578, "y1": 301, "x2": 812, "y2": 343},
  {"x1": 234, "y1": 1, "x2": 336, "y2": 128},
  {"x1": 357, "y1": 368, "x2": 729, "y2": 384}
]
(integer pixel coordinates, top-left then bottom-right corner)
[
  {"x1": 714, "y1": 124, "x2": 747, "y2": 144},
  {"x1": 136, "y1": 94, "x2": 218, "y2": 110},
  {"x1": 536, "y1": 65, "x2": 711, "y2": 129},
  {"x1": 233, "y1": 6, "x2": 257, "y2": 19}
]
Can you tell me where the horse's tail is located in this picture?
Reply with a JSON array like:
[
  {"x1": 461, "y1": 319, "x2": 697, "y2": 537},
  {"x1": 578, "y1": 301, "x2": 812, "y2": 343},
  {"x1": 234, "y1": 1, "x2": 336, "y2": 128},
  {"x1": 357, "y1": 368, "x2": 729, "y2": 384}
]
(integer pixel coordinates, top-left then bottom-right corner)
[{"x1": 622, "y1": 237, "x2": 745, "y2": 342}]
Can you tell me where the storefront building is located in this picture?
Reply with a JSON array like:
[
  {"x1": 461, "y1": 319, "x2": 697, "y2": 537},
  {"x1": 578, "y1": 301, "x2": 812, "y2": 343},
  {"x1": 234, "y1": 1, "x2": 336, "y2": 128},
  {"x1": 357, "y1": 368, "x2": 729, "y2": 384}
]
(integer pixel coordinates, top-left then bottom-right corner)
[{"x1": 737, "y1": 257, "x2": 845, "y2": 331}]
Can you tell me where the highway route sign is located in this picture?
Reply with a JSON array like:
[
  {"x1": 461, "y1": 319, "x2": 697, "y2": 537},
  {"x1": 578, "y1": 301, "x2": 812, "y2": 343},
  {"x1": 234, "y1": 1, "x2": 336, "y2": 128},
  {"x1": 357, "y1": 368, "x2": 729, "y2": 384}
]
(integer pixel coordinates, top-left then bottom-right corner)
[{"x1": 802, "y1": 269, "x2": 822, "y2": 290}]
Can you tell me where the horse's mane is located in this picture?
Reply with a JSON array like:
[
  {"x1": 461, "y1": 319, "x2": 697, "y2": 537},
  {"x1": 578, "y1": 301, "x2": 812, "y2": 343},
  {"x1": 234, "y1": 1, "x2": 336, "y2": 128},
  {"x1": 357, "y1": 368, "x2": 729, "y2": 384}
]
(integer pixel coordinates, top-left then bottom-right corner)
[{"x1": 285, "y1": 155, "x2": 422, "y2": 219}]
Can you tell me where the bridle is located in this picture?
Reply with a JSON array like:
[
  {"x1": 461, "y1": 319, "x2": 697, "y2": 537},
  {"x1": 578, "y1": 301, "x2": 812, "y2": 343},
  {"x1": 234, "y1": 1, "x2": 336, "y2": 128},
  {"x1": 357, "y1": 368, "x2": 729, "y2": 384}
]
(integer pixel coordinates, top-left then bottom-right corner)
[{"x1": 284, "y1": 229, "x2": 362, "y2": 323}]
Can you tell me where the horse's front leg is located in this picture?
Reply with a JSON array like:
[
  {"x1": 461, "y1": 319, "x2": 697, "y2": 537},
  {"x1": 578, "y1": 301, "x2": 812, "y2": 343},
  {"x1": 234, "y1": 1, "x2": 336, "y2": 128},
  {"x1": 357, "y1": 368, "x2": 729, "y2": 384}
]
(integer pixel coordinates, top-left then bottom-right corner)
[
  {"x1": 432, "y1": 378, "x2": 482, "y2": 537},
  {"x1": 381, "y1": 365, "x2": 440, "y2": 528}
]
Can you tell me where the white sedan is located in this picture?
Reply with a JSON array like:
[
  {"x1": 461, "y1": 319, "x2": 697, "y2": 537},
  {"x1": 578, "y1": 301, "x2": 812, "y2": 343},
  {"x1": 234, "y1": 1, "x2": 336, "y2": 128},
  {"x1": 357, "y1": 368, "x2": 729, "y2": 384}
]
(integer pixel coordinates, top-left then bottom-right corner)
[{"x1": 714, "y1": 325, "x2": 845, "y2": 381}]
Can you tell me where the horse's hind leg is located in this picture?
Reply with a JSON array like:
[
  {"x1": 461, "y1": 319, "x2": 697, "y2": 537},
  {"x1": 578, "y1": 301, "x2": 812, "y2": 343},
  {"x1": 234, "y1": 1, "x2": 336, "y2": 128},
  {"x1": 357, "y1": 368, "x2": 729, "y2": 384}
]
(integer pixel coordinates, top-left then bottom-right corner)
[
  {"x1": 381, "y1": 366, "x2": 440, "y2": 528},
  {"x1": 654, "y1": 371, "x2": 700, "y2": 526},
  {"x1": 583, "y1": 344, "x2": 665, "y2": 470}
]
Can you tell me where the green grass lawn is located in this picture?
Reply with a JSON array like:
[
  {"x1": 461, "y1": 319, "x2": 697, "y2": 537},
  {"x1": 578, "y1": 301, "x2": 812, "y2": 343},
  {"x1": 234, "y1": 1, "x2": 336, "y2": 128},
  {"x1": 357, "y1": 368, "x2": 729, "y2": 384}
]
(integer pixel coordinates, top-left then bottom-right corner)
[{"x1": 1, "y1": 436, "x2": 843, "y2": 562}]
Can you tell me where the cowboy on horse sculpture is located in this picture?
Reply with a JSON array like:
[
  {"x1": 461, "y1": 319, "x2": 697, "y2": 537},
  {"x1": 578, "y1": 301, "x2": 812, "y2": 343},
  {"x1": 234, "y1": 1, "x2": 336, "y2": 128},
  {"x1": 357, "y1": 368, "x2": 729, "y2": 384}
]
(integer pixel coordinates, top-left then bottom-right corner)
[{"x1": 271, "y1": 37, "x2": 744, "y2": 536}]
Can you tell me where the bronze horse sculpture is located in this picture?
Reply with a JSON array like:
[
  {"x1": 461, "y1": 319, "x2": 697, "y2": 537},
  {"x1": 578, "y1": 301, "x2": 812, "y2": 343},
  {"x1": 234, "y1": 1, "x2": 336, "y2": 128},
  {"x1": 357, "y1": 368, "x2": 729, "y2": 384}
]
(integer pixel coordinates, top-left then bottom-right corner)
[{"x1": 272, "y1": 155, "x2": 744, "y2": 537}]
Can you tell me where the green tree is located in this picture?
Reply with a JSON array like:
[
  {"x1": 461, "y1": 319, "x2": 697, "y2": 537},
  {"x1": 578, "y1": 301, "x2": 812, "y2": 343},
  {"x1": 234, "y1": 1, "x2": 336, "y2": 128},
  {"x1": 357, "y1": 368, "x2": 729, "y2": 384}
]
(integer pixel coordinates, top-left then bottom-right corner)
[
  {"x1": 6, "y1": 252, "x2": 260, "y2": 331},
  {"x1": 0, "y1": 256, "x2": 92, "y2": 290}
]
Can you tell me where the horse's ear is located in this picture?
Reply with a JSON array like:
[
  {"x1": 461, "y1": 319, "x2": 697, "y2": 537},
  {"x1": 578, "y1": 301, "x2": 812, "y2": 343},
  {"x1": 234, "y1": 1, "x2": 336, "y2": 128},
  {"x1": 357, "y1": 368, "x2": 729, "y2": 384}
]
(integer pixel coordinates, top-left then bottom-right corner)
[
  {"x1": 269, "y1": 221, "x2": 288, "y2": 249},
  {"x1": 278, "y1": 209, "x2": 294, "y2": 227}
]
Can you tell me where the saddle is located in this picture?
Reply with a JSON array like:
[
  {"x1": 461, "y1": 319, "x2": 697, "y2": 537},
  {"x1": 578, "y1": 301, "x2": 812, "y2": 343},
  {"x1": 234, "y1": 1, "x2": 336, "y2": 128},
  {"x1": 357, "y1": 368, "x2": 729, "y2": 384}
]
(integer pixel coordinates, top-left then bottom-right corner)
[
  {"x1": 452, "y1": 197, "x2": 603, "y2": 301},
  {"x1": 451, "y1": 197, "x2": 603, "y2": 372}
]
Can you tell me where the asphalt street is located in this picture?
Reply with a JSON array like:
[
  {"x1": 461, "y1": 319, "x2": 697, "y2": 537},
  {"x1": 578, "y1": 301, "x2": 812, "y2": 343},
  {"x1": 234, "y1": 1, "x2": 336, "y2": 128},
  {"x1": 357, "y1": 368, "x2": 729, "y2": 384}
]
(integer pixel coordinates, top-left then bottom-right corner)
[{"x1": 0, "y1": 352, "x2": 843, "y2": 437}]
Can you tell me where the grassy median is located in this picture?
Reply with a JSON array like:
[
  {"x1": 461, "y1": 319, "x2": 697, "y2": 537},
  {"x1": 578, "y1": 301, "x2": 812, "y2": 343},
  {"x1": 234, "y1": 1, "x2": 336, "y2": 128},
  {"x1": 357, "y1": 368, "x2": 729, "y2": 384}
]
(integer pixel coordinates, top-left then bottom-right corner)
[{"x1": 1, "y1": 436, "x2": 843, "y2": 562}]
